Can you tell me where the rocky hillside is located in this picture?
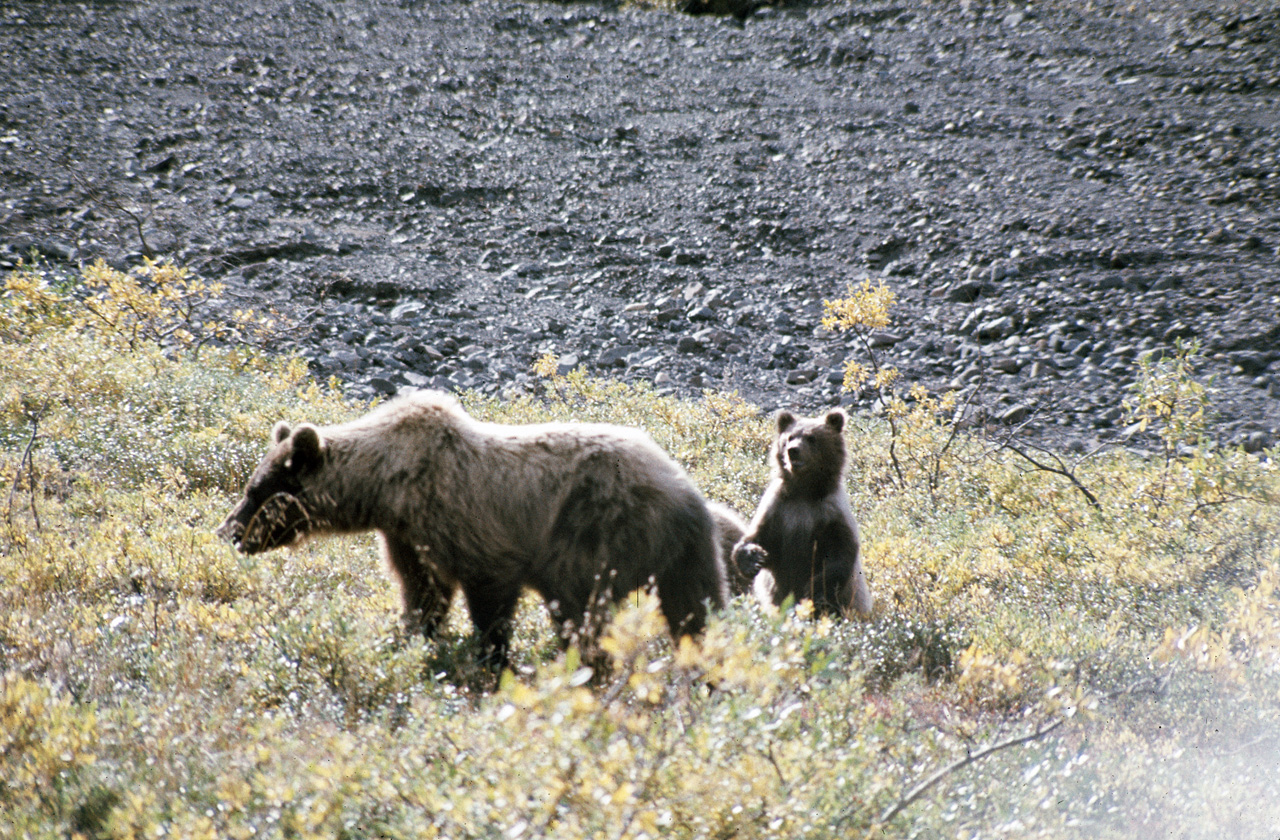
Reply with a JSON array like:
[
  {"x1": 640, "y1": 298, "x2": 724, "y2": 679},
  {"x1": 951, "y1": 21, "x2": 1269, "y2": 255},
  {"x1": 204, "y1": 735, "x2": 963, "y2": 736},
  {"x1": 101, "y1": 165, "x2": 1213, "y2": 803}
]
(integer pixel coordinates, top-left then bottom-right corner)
[{"x1": 2, "y1": 0, "x2": 1278, "y2": 450}]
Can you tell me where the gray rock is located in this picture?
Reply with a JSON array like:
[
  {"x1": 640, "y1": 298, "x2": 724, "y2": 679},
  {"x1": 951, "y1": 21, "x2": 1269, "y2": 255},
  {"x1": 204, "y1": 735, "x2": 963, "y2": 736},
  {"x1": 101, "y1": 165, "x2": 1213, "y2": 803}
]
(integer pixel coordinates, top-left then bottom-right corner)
[
  {"x1": 694, "y1": 328, "x2": 733, "y2": 348},
  {"x1": 389, "y1": 300, "x2": 426, "y2": 320},
  {"x1": 1239, "y1": 431, "x2": 1272, "y2": 453},
  {"x1": 15, "y1": 0, "x2": 1275, "y2": 453},
  {"x1": 367, "y1": 376, "x2": 400, "y2": 396},
  {"x1": 654, "y1": 303, "x2": 685, "y2": 324},
  {"x1": 596, "y1": 346, "x2": 636, "y2": 368},
  {"x1": 869, "y1": 330, "x2": 904, "y2": 347},
  {"x1": 999, "y1": 404, "x2": 1032, "y2": 425},
  {"x1": 827, "y1": 37, "x2": 873, "y2": 66},
  {"x1": 329, "y1": 350, "x2": 362, "y2": 370},
  {"x1": 1096, "y1": 406, "x2": 1124, "y2": 427},
  {"x1": 676, "y1": 335, "x2": 705, "y2": 354},
  {"x1": 974, "y1": 316, "x2": 1015, "y2": 341},
  {"x1": 946, "y1": 280, "x2": 988, "y2": 303},
  {"x1": 402, "y1": 371, "x2": 433, "y2": 389},
  {"x1": 786, "y1": 369, "x2": 818, "y2": 385},
  {"x1": 989, "y1": 261, "x2": 1019, "y2": 282},
  {"x1": 1229, "y1": 351, "x2": 1274, "y2": 376},
  {"x1": 556, "y1": 353, "x2": 580, "y2": 375}
]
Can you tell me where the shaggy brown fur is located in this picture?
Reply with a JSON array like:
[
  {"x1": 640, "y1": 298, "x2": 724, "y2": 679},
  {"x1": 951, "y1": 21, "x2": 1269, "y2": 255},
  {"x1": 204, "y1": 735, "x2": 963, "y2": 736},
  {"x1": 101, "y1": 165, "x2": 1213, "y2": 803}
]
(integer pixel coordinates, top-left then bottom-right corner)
[
  {"x1": 707, "y1": 501, "x2": 756, "y2": 596},
  {"x1": 731, "y1": 409, "x2": 873, "y2": 619},
  {"x1": 216, "y1": 391, "x2": 728, "y2": 672}
]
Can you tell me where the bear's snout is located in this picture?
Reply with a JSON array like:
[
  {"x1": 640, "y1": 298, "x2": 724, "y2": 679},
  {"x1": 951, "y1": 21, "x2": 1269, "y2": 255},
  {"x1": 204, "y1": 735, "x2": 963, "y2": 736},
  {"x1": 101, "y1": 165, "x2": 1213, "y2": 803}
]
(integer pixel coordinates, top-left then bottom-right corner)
[
  {"x1": 215, "y1": 514, "x2": 247, "y2": 549},
  {"x1": 783, "y1": 441, "x2": 806, "y2": 473},
  {"x1": 217, "y1": 493, "x2": 313, "y2": 555}
]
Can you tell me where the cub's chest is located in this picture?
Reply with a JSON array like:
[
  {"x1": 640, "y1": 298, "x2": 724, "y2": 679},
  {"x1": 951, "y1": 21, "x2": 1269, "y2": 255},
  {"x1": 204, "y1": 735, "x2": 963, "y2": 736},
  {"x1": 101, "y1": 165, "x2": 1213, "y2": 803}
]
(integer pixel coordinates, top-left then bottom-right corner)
[{"x1": 762, "y1": 497, "x2": 829, "y2": 543}]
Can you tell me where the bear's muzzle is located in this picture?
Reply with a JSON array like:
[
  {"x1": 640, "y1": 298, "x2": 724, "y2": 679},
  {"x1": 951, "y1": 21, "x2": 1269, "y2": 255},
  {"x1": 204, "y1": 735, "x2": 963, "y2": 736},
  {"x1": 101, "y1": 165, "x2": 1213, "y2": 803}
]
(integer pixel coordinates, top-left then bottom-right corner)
[{"x1": 216, "y1": 493, "x2": 312, "y2": 554}]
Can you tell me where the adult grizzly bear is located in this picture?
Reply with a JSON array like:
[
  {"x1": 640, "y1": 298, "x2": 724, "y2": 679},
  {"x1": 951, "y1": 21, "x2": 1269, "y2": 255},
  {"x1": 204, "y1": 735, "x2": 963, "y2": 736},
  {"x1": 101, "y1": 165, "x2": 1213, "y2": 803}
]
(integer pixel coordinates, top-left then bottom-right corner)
[
  {"x1": 216, "y1": 391, "x2": 728, "y2": 672},
  {"x1": 731, "y1": 408, "x2": 873, "y2": 619}
]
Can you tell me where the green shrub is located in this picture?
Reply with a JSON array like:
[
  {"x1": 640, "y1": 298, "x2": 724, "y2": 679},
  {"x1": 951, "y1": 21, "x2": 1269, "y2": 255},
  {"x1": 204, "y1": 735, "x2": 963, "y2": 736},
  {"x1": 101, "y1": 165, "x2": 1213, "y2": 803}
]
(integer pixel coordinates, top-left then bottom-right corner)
[{"x1": 1, "y1": 262, "x2": 1278, "y2": 838}]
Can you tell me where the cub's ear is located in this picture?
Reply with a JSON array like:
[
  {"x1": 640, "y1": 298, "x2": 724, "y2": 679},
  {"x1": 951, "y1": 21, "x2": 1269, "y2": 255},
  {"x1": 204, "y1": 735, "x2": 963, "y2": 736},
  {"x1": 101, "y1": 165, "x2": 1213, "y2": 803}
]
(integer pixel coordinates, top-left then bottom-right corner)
[
  {"x1": 272, "y1": 421, "x2": 292, "y2": 444},
  {"x1": 776, "y1": 410, "x2": 797, "y2": 434},
  {"x1": 287, "y1": 424, "x2": 326, "y2": 471},
  {"x1": 824, "y1": 409, "x2": 847, "y2": 433}
]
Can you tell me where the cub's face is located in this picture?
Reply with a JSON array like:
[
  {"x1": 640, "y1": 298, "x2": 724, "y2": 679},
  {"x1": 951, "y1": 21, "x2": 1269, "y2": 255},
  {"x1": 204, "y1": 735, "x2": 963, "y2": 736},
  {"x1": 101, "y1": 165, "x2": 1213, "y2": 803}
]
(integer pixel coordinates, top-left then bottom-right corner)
[
  {"x1": 772, "y1": 409, "x2": 847, "y2": 490},
  {"x1": 216, "y1": 422, "x2": 326, "y2": 554}
]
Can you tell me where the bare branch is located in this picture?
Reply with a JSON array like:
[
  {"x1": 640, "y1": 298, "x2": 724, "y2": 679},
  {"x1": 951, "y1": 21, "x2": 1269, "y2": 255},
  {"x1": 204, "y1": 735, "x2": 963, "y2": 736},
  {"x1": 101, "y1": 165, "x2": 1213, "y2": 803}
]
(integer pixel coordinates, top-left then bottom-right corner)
[
  {"x1": 977, "y1": 401, "x2": 1104, "y2": 511},
  {"x1": 5, "y1": 406, "x2": 46, "y2": 532},
  {"x1": 851, "y1": 326, "x2": 905, "y2": 487},
  {"x1": 930, "y1": 380, "x2": 983, "y2": 491},
  {"x1": 65, "y1": 166, "x2": 156, "y2": 259},
  {"x1": 1003, "y1": 440, "x2": 1103, "y2": 511},
  {"x1": 874, "y1": 717, "x2": 1064, "y2": 829}
]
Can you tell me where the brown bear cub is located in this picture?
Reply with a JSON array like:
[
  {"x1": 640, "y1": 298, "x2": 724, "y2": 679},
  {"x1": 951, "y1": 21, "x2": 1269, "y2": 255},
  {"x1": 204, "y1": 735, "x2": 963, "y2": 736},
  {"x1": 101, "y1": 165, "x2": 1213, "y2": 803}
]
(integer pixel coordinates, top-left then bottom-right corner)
[
  {"x1": 216, "y1": 391, "x2": 728, "y2": 673},
  {"x1": 731, "y1": 408, "x2": 873, "y2": 619}
]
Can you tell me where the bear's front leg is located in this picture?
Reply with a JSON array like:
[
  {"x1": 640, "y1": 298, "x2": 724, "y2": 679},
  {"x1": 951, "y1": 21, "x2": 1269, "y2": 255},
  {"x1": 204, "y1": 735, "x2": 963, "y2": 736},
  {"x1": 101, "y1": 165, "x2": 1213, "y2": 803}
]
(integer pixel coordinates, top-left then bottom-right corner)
[
  {"x1": 380, "y1": 534, "x2": 456, "y2": 640},
  {"x1": 462, "y1": 580, "x2": 522, "y2": 673},
  {"x1": 730, "y1": 539, "x2": 769, "y2": 582}
]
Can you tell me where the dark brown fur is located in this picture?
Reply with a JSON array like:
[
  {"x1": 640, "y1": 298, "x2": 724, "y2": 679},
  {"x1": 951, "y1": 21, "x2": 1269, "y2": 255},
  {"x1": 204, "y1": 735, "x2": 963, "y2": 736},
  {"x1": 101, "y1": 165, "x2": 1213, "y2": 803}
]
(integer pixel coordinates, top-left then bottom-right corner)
[
  {"x1": 731, "y1": 409, "x2": 873, "y2": 619},
  {"x1": 707, "y1": 501, "x2": 756, "y2": 596},
  {"x1": 217, "y1": 391, "x2": 728, "y2": 672}
]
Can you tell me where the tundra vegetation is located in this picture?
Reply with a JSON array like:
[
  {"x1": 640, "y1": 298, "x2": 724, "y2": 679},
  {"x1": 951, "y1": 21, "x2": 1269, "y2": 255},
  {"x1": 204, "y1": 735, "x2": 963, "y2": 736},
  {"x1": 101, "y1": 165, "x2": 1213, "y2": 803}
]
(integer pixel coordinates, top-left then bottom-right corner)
[{"x1": 2, "y1": 260, "x2": 1278, "y2": 839}]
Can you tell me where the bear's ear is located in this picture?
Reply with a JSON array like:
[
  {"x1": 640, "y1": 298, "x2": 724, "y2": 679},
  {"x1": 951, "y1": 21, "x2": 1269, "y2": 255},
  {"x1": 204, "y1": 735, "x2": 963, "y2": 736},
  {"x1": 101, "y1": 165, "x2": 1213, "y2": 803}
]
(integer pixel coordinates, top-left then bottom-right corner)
[
  {"x1": 272, "y1": 421, "x2": 292, "y2": 444},
  {"x1": 287, "y1": 424, "x2": 326, "y2": 471},
  {"x1": 824, "y1": 409, "x2": 846, "y2": 433},
  {"x1": 776, "y1": 410, "x2": 797, "y2": 434}
]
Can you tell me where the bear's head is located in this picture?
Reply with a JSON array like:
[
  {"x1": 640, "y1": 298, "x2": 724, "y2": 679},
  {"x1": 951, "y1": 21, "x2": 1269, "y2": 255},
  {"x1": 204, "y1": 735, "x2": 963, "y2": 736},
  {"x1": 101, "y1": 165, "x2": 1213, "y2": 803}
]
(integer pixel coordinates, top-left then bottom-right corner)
[
  {"x1": 771, "y1": 409, "x2": 847, "y2": 497},
  {"x1": 216, "y1": 421, "x2": 328, "y2": 554}
]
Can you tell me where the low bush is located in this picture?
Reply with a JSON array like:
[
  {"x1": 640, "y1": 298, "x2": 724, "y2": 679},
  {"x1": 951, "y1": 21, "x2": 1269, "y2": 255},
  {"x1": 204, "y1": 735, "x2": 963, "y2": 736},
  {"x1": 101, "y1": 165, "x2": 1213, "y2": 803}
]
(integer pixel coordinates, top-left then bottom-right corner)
[{"x1": 1, "y1": 262, "x2": 1278, "y2": 838}]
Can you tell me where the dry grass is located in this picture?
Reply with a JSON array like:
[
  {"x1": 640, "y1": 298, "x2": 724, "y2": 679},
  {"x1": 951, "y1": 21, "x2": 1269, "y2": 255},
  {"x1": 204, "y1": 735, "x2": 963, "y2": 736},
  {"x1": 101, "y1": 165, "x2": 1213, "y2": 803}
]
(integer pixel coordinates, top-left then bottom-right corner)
[{"x1": 2, "y1": 261, "x2": 1278, "y2": 839}]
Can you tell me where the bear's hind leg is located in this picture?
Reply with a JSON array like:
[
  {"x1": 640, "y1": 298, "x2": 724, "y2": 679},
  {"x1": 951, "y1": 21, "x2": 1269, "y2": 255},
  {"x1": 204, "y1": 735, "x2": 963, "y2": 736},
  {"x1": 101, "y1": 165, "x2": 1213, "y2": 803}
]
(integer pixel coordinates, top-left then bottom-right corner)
[
  {"x1": 811, "y1": 561, "x2": 852, "y2": 618},
  {"x1": 380, "y1": 533, "x2": 455, "y2": 639},
  {"x1": 462, "y1": 580, "x2": 522, "y2": 673}
]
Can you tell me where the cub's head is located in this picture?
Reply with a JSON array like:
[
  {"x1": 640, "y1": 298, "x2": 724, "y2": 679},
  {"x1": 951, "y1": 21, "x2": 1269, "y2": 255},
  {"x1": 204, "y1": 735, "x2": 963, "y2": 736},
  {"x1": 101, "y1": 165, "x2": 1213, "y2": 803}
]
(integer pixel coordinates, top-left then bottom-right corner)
[
  {"x1": 771, "y1": 409, "x2": 848, "y2": 496},
  {"x1": 216, "y1": 421, "x2": 327, "y2": 554}
]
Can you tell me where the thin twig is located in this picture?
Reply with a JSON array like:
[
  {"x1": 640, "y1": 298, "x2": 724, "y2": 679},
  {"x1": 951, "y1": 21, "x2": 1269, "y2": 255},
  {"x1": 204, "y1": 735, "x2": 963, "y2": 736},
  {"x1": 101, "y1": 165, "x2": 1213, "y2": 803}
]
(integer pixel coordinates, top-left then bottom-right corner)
[
  {"x1": 979, "y1": 403, "x2": 1104, "y2": 511},
  {"x1": 929, "y1": 381, "x2": 983, "y2": 492},
  {"x1": 873, "y1": 717, "x2": 1064, "y2": 829},
  {"x1": 65, "y1": 167, "x2": 155, "y2": 259},
  {"x1": 1102, "y1": 671, "x2": 1171, "y2": 701},
  {"x1": 762, "y1": 741, "x2": 788, "y2": 787},
  {"x1": 6, "y1": 409, "x2": 43, "y2": 532},
  {"x1": 1004, "y1": 441, "x2": 1103, "y2": 510},
  {"x1": 852, "y1": 327, "x2": 905, "y2": 486}
]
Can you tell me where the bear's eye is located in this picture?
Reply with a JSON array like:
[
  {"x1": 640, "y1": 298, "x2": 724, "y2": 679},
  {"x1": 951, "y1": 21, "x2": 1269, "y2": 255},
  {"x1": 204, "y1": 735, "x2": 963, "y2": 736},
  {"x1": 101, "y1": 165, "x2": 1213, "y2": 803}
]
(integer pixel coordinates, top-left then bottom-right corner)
[{"x1": 245, "y1": 461, "x2": 302, "y2": 506}]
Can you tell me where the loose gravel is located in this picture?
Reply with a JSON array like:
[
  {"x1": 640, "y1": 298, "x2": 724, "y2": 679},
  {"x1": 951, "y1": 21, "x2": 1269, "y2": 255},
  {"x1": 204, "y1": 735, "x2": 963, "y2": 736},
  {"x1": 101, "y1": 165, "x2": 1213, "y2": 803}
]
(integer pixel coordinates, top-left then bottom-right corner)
[{"x1": 2, "y1": 0, "x2": 1278, "y2": 451}]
